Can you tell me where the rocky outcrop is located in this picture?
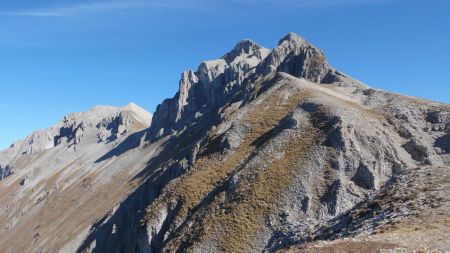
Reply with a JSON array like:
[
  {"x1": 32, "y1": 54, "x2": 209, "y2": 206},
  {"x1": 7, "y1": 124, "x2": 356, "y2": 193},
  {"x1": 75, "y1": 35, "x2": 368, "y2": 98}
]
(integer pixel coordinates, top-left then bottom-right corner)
[
  {"x1": 259, "y1": 33, "x2": 330, "y2": 82},
  {"x1": 259, "y1": 33, "x2": 365, "y2": 87},
  {"x1": 0, "y1": 165, "x2": 12, "y2": 181},
  {"x1": 435, "y1": 133, "x2": 450, "y2": 154},
  {"x1": 402, "y1": 138, "x2": 430, "y2": 163},
  {"x1": 148, "y1": 39, "x2": 270, "y2": 138},
  {"x1": 283, "y1": 165, "x2": 450, "y2": 253}
]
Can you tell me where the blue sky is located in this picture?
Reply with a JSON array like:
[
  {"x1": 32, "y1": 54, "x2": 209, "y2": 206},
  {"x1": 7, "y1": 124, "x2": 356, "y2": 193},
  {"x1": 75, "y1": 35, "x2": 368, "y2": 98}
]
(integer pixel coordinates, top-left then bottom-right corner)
[{"x1": 0, "y1": 0, "x2": 449, "y2": 149}]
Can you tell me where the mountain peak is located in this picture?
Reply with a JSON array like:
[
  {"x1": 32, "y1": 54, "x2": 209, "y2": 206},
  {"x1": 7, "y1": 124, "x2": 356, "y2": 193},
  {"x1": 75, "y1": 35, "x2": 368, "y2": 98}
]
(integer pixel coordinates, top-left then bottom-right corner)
[
  {"x1": 123, "y1": 102, "x2": 139, "y2": 109},
  {"x1": 278, "y1": 32, "x2": 309, "y2": 46},
  {"x1": 230, "y1": 38, "x2": 260, "y2": 53},
  {"x1": 121, "y1": 102, "x2": 153, "y2": 127},
  {"x1": 1, "y1": 103, "x2": 151, "y2": 160},
  {"x1": 222, "y1": 38, "x2": 270, "y2": 64},
  {"x1": 148, "y1": 33, "x2": 364, "y2": 139}
]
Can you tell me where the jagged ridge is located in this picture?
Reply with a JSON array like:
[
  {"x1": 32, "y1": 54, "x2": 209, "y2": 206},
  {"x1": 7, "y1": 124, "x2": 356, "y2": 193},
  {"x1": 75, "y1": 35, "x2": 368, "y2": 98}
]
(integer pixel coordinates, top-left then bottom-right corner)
[
  {"x1": 148, "y1": 33, "x2": 364, "y2": 140},
  {"x1": 0, "y1": 103, "x2": 151, "y2": 180}
]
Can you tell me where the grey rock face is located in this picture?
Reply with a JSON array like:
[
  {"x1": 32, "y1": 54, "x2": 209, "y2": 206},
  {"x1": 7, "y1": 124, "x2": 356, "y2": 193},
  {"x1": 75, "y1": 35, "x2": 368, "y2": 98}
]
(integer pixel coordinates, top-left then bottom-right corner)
[
  {"x1": 0, "y1": 165, "x2": 12, "y2": 181},
  {"x1": 148, "y1": 39, "x2": 270, "y2": 138},
  {"x1": 259, "y1": 33, "x2": 365, "y2": 87},
  {"x1": 426, "y1": 110, "x2": 450, "y2": 124},
  {"x1": 403, "y1": 138, "x2": 430, "y2": 163},
  {"x1": 220, "y1": 122, "x2": 251, "y2": 151},
  {"x1": 260, "y1": 33, "x2": 330, "y2": 82},
  {"x1": 147, "y1": 33, "x2": 365, "y2": 141},
  {"x1": 435, "y1": 133, "x2": 450, "y2": 154},
  {"x1": 352, "y1": 164, "x2": 377, "y2": 190}
]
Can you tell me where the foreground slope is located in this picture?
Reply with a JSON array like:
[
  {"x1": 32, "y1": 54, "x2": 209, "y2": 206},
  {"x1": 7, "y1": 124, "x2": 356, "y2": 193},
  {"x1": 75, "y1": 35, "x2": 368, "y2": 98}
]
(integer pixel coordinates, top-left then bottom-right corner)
[
  {"x1": 282, "y1": 166, "x2": 450, "y2": 252},
  {"x1": 0, "y1": 33, "x2": 449, "y2": 252}
]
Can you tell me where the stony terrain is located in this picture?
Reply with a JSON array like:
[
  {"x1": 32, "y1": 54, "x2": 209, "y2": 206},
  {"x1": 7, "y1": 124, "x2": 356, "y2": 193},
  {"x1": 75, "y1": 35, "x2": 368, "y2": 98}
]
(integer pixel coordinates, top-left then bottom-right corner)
[
  {"x1": 0, "y1": 33, "x2": 448, "y2": 253},
  {"x1": 280, "y1": 165, "x2": 450, "y2": 253}
]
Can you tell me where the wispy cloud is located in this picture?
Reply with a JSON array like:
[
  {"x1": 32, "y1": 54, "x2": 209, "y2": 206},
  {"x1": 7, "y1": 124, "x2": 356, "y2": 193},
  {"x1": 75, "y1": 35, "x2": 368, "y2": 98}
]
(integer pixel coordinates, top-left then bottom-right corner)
[
  {"x1": 1, "y1": 0, "x2": 401, "y2": 18},
  {"x1": 278, "y1": 0, "x2": 399, "y2": 7},
  {"x1": 1, "y1": 0, "x2": 186, "y2": 18},
  {"x1": 231, "y1": 0, "x2": 401, "y2": 9}
]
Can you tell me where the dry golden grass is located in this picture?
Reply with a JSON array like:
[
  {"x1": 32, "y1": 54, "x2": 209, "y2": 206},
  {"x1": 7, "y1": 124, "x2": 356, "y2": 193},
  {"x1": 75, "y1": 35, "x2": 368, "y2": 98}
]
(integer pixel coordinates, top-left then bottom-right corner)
[
  {"x1": 182, "y1": 85, "x2": 313, "y2": 208},
  {"x1": 0, "y1": 156, "x2": 142, "y2": 252},
  {"x1": 209, "y1": 123, "x2": 319, "y2": 252},
  {"x1": 282, "y1": 240, "x2": 400, "y2": 253},
  {"x1": 159, "y1": 82, "x2": 321, "y2": 252}
]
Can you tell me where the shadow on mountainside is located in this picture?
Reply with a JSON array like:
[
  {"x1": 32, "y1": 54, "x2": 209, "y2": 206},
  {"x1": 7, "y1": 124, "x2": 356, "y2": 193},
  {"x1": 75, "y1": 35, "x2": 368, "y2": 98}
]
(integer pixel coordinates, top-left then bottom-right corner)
[
  {"x1": 76, "y1": 113, "x2": 216, "y2": 253},
  {"x1": 435, "y1": 133, "x2": 450, "y2": 154},
  {"x1": 95, "y1": 129, "x2": 147, "y2": 163},
  {"x1": 75, "y1": 75, "x2": 281, "y2": 252},
  {"x1": 76, "y1": 137, "x2": 185, "y2": 253}
]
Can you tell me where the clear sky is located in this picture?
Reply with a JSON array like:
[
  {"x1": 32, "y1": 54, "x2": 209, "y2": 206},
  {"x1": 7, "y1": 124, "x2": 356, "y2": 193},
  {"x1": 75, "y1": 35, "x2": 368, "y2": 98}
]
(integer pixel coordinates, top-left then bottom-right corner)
[{"x1": 0, "y1": 0, "x2": 449, "y2": 149}]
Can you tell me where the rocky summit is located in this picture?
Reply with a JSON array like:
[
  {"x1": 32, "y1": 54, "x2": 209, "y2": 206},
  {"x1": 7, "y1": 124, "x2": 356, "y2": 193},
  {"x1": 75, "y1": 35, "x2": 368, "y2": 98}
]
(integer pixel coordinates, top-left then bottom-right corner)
[{"x1": 0, "y1": 33, "x2": 449, "y2": 253}]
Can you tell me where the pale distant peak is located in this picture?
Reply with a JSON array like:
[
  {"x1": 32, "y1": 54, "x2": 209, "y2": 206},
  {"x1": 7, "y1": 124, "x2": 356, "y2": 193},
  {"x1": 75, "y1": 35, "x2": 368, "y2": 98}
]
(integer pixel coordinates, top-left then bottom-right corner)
[
  {"x1": 278, "y1": 32, "x2": 309, "y2": 46},
  {"x1": 121, "y1": 102, "x2": 152, "y2": 126}
]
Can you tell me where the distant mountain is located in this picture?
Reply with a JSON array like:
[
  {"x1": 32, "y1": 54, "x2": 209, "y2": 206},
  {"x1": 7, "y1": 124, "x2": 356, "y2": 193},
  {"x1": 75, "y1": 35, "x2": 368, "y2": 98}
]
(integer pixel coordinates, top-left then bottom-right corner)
[{"x1": 0, "y1": 33, "x2": 448, "y2": 253}]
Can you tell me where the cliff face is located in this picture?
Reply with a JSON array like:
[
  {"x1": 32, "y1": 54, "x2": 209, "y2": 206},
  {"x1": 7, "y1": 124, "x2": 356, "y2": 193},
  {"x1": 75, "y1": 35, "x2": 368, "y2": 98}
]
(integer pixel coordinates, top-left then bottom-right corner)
[
  {"x1": 0, "y1": 33, "x2": 448, "y2": 253},
  {"x1": 147, "y1": 33, "x2": 363, "y2": 140},
  {"x1": 148, "y1": 39, "x2": 271, "y2": 138}
]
